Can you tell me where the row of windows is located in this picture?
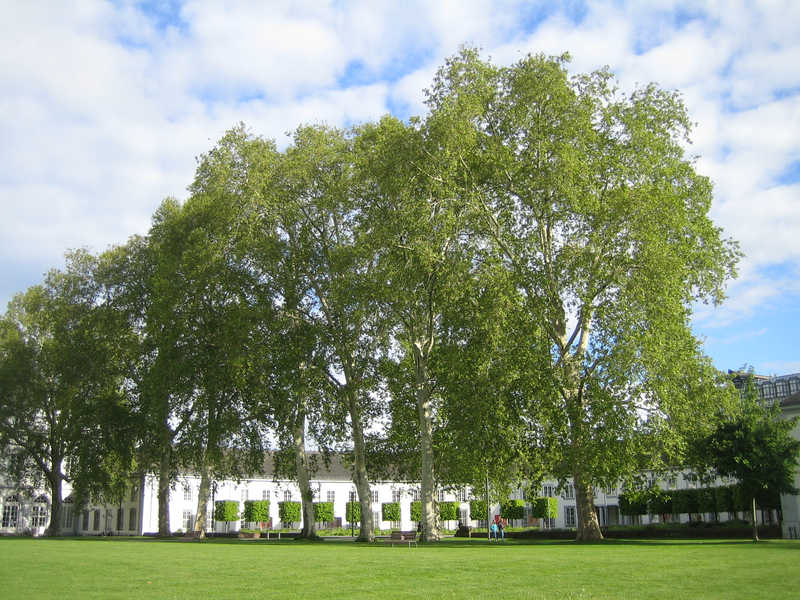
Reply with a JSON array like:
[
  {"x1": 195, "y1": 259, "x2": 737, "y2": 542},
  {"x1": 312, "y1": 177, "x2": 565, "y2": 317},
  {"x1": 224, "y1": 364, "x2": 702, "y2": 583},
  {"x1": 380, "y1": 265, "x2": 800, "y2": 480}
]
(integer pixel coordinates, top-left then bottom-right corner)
[{"x1": 758, "y1": 377, "x2": 800, "y2": 399}]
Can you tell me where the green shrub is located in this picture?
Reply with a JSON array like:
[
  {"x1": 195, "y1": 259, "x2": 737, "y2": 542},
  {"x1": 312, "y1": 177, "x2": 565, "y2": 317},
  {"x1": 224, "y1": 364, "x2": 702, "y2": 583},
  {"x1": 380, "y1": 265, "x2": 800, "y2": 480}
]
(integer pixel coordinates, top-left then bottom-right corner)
[
  {"x1": 439, "y1": 501, "x2": 460, "y2": 521},
  {"x1": 619, "y1": 491, "x2": 648, "y2": 516},
  {"x1": 313, "y1": 502, "x2": 334, "y2": 523},
  {"x1": 213, "y1": 500, "x2": 240, "y2": 522},
  {"x1": 649, "y1": 490, "x2": 672, "y2": 515},
  {"x1": 715, "y1": 485, "x2": 735, "y2": 514},
  {"x1": 410, "y1": 501, "x2": 421, "y2": 522},
  {"x1": 469, "y1": 499, "x2": 488, "y2": 522},
  {"x1": 346, "y1": 501, "x2": 361, "y2": 523},
  {"x1": 382, "y1": 502, "x2": 401, "y2": 522},
  {"x1": 242, "y1": 500, "x2": 270, "y2": 524},
  {"x1": 501, "y1": 499, "x2": 525, "y2": 520},
  {"x1": 671, "y1": 489, "x2": 699, "y2": 515},
  {"x1": 696, "y1": 487, "x2": 717, "y2": 513},
  {"x1": 278, "y1": 501, "x2": 301, "y2": 526},
  {"x1": 531, "y1": 497, "x2": 558, "y2": 519}
]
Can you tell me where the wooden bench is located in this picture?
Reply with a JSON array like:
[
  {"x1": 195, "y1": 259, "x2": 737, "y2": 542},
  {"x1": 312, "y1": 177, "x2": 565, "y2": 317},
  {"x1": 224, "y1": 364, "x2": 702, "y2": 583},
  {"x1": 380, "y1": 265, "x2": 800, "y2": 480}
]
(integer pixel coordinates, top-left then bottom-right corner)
[{"x1": 384, "y1": 530, "x2": 418, "y2": 547}]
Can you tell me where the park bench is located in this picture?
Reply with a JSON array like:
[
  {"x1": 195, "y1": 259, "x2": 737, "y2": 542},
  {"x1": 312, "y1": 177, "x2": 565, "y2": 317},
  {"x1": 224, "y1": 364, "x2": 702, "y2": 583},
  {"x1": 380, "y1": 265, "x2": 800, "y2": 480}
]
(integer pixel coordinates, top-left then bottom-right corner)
[{"x1": 384, "y1": 530, "x2": 418, "y2": 548}]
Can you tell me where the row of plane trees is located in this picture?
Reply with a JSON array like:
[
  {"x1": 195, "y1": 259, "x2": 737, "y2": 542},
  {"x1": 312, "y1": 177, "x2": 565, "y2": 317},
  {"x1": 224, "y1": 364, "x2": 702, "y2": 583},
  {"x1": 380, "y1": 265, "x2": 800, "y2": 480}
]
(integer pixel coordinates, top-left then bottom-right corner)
[{"x1": 0, "y1": 48, "x2": 742, "y2": 542}]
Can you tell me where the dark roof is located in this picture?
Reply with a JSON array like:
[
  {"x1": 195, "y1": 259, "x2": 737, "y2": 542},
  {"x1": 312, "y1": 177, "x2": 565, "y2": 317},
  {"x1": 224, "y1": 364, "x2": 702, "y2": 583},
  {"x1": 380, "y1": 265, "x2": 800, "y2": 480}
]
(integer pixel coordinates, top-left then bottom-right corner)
[{"x1": 252, "y1": 452, "x2": 354, "y2": 481}]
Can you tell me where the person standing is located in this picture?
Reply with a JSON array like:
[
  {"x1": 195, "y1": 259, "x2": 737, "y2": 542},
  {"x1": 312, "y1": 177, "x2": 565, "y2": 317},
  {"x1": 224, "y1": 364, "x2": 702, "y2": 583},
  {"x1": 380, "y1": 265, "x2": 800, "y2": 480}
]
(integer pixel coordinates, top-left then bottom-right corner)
[{"x1": 490, "y1": 520, "x2": 498, "y2": 542}]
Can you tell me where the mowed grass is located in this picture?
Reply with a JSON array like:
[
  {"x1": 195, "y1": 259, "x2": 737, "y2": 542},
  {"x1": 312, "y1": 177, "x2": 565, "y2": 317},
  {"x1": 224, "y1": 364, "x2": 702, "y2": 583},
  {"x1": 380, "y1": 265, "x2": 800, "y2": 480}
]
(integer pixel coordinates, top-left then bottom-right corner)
[{"x1": 1, "y1": 536, "x2": 798, "y2": 599}]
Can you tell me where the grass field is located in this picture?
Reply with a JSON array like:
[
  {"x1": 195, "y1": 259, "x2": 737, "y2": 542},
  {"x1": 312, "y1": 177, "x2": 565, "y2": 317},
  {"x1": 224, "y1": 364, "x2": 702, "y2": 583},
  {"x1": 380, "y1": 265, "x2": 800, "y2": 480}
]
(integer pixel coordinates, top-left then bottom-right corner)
[{"x1": 1, "y1": 536, "x2": 798, "y2": 599}]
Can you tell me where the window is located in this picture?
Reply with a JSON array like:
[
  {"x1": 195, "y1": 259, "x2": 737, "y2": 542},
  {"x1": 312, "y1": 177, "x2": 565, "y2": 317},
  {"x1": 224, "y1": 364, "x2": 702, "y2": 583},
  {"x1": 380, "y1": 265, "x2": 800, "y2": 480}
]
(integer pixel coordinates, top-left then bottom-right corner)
[
  {"x1": 241, "y1": 487, "x2": 249, "y2": 501},
  {"x1": 182, "y1": 510, "x2": 194, "y2": 531},
  {"x1": 183, "y1": 485, "x2": 192, "y2": 501},
  {"x1": 349, "y1": 490, "x2": 357, "y2": 503},
  {"x1": 565, "y1": 506, "x2": 577, "y2": 527},
  {"x1": 542, "y1": 484, "x2": 555, "y2": 497},
  {"x1": 457, "y1": 489, "x2": 467, "y2": 502},
  {"x1": 93, "y1": 509, "x2": 101, "y2": 531},
  {"x1": 542, "y1": 516, "x2": 555, "y2": 529},
  {"x1": 370, "y1": 489, "x2": 378, "y2": 504},
  {"x1": 562, "y1": 484, "x2": 575, "y2": 500},
  {"x1": 283, "y1": 490, "x2": 293, "y2": 502},
  {"x1": 411, "y1": 488, "x2": 420, "y2": 502},
  {"x1": 392, "y1": 489, "x2": 401, "y2": 503},
  {"x1": 129, "y1": 508, "x2": 137, "y2": 531},
  {"x1": 777, "y1": 380, "x2": 788, "y2": 397},
  {"x1": 130, "y1": 485, "x2": 138, "y2": 502},
  {"x1": 117, "y1": 508, "x2": 125, "y2": 530},
  {"x1": 373, "y1": 510, "x2": 381, "y2": 527},
  {"x1": 82, "y1": 510, "x2": 90, "y2": 530},
  {"x1": 63, "y1": 506, "x2": 73, "y2": 529},
  {"x1": 437, "y1": 489, "x2": 446, "y2": 502},
  {"x1": 262, "y1": 489, "x2": 270, "y2": 500},
  {"x1": 327, "y1": 490, "x2": 335, "y2": 503},
  {"x1": 605, "y1": 485, "x2": 618, "y2": 496},
  {"x1": 2, "y1": 496, "x2": 20, "y2": 528},
  {"x1": 790, "y1": 378, "x2": 800, "y2": 394},
  {"x1": 31, "y1": 496, "x2": 49, "y2": 528}
]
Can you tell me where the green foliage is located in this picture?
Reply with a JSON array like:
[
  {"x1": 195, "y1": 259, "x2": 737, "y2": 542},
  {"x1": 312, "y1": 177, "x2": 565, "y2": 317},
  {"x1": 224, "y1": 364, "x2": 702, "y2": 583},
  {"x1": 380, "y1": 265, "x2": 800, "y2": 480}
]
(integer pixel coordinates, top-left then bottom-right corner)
[
  {"x1": 619, "y1": 491, "x2": 649, "y2": 516},
  {"x1": 439, "y1": 501, "x2": 460, "y2": 521},
  {"x1": 382, "y1": 502, "x2": 401, "y2": 522},
  {"x1": 241, "y1": 500, "x2": 270, "y2": 523},
  {"x1": 214, "y1": 500, "x2": 240, "y2": 522},
  {"x1": 531, "y1": 497, "x2": 559, "y2": 519},
  {"x1": 500, "y1": 499, "x2": 525, "y2": 520},
  {"x1": 696, "y1": 487, "x2": 717, "y2": 514},
  {"x1": 670, "y1": 489, "x2": 699, "y2": 516},
  {"x1": 410, "y1": 501, "x2": 421, "y2": 522},
  {"x1": 469, "y1": 499, "x2": 488, "y2": 522},
  {"x1": 313, "y1": 502, "x2": 334, "y2": 523},
  {"x1": 345, "y1": 501, "x2": 361, "y2": 523},
  {"x1": 279, "y1": 501, "x2": 301, "y2": 525},
  {"x1": 648, "y1": 491, "x2": 672, "y2": 516}
]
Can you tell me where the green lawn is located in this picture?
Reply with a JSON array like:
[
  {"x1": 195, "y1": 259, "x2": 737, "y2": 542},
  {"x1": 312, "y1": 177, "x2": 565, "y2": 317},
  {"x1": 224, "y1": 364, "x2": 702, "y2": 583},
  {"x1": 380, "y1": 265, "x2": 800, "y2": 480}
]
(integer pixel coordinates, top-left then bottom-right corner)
[{"x1": 1, "y1": 536, "x2": 798, "y2": 599}]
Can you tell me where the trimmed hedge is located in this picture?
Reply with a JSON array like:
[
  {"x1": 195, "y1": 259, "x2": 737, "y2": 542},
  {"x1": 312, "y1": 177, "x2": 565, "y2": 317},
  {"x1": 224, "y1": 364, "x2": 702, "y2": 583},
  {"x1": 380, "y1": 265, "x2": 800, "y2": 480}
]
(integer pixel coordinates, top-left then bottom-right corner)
[
  {"x1": 410, "y1": 501, "x2": 421, "y2": 522},
  {"x1": 242, "y1": 500, "x2": 270, "y2": 523},
  {"x1": 619, "y1": 484, "x2": 778, "y2": 517},
  {"x1": 382, "y1": 502, "x2": 401, "y2": 522},
  {"x1": 214, "y1": 500, "x2": 240, "y2": 522},
  {"x1": 531, "y1": 497, "x2": 558, "y2": 519},
  {"x1": 313, "y1": 501, "x2": 334, "y2": 523},
  {"x1": 501, "y1": 499, "x2": 525, "y2": 520},
  {"x1": 469, "y1": 499, "x2": 488, "y2": 522},
  {"x1": 346, "y1": 501, "x2": 360, "y2": 523},
  {"x1": 279, "y1": 501, "x2": 301, "y2": 526},
  {"x1": 439, "y1": 501, "x2": 460, "y2": 521}
]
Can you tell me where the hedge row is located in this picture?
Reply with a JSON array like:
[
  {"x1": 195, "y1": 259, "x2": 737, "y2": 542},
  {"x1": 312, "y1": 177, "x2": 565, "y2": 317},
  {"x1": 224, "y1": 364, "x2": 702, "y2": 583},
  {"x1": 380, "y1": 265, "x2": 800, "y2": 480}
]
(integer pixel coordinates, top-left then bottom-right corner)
[{"x1": 619, "y1": 484, "x2": 781, "y2": 516}]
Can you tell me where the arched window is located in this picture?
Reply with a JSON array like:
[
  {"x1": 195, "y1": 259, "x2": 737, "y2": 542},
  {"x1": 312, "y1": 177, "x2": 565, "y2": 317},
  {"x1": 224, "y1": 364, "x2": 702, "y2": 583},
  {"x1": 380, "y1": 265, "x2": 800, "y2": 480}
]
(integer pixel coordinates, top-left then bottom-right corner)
[
  {"x1": 2, "y1": 495, "x2": 20, "y2": 528},
  {"x1": 129, "y1": 508, "x2": 137, "y2": 531},
  {"x1": 93, "y1": 509, "x2": 101, "y2": 531},
  {"x1": 32, "y1": 495, "x2": 49, "y2": 528},
  {"x1": 117, "y1": 507, "x2": 125, "y2": 530},
  {"x1": 63, "y1": 495, "x2": 74, "y2": 529}
]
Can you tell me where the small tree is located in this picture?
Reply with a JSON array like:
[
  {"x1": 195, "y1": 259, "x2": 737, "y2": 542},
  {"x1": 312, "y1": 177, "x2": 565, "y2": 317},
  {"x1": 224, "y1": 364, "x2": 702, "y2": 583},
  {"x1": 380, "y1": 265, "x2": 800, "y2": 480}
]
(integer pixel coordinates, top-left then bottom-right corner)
[
  {"x1": 278, "y1": 501, "x2": 302, "y2": 529},
  {"x1": 695, "y1": 377, "x2": 800, "y2": 541},
  {"x1": 439, "y1": 501, "x2": 460, "y2": 529},
  {"x1": 314, "y1": 502, "x2": 335, "y2": 526},
  {"x1": 469, "y1": 499, "x2": 488, "y2": 526},
  {"x1": 214, "y1": 500, "x2": 240, "y2": 532},
  {"x1": 382, "y1": 502, "x2": 401, "y2": 525},
  {"x1": 410, "y1": 501, "x2": 422, "y2": 523},
  {"x1": 346, "y1": 501, "x2": 361, "y2": 524},
  {"x1": 531, "y1": 497, "x2": 558, "y2": 525},
  {"x1": 242, "y1": 500, "x2": 270, "y2": 529}
]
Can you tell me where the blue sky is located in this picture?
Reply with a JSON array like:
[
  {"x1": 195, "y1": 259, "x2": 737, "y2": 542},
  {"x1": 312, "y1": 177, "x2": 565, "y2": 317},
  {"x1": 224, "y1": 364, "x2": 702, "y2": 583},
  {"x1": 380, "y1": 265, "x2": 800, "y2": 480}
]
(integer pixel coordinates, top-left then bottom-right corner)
[{"x1": 1, "y1": 0, "x2": 798, "y2": 375}]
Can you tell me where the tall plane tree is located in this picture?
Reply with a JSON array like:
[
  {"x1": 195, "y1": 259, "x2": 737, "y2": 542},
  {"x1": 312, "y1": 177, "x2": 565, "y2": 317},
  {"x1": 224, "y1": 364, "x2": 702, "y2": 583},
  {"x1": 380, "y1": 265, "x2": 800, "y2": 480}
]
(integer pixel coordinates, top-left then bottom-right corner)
[{"x1": 426, "y1": 49, "x2": 740, "y2": 540}]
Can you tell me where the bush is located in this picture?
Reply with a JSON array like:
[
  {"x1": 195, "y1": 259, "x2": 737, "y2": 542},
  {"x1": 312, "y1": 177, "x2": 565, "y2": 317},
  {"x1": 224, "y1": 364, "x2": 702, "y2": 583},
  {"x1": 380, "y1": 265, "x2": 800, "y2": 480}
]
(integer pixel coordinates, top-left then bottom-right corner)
[
  {"x1": 531, "y1": 497, "x2": 558, "y2": 519},
  {"x1": 439, "y1": 501, "x2": 460, "y2": 522},
  {"x1": 213, "y1": 500, "x2": 240, "y2": 523},
  {"x1": 382, "y1": 502, "x2": 401, "y2": 523},
  {"x1": 696, "y1": 487, "x2": 717, "y2": 514},
  {"x1": 619, "y1": 491, "x2": 648, "y2": 516},
  {"x1": 715, "y1": 485, "x2": 735, "y2": 514},
  {"x1": 469, "y1": 499, "x2": 488, "y2": 522},
  {"x1": 242, "y1": 500, "x2": 270, "y2": 524},
  {"x1": 671, "y1": 489, "x2": 699, "y2": 516},
  {"x1": 278, "y1": 501, "x2": 301, "y2": 526},
  {"x1": 501, "y1": 499, "x2": 525, "y2": 520},
  {"x1": 649, "y1": 490, "x2": 672, "y2": 516},
  {"x1": 346, "y1": 501, "x2": 361, "y2": 523},
  {"x1": 313, "y1": 502, "x2": 334, "y2": 523},
  {"x1": 410, "y1": 501, "x2": 421, "y2": 522}
]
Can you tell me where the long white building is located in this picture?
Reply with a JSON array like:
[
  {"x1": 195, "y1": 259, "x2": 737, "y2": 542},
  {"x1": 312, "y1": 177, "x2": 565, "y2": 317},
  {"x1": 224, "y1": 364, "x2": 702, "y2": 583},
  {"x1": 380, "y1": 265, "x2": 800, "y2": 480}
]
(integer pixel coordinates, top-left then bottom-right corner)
[{"x1": 4, "y1": 371, "x2": 799, "y2": 538}]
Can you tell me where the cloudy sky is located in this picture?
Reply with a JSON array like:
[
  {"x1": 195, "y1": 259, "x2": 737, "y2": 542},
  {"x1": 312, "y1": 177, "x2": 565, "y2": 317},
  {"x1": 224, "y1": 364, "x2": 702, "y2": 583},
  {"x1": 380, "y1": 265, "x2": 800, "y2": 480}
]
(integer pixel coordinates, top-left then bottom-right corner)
[{"x1": 1, "y1": 0, "x2": 798, "y2": 375}]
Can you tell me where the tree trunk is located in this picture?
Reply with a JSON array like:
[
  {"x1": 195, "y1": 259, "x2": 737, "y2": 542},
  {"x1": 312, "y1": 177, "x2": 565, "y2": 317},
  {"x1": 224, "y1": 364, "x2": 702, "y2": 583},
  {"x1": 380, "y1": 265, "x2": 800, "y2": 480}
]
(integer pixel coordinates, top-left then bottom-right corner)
[
  {"x1": 157, "y1": 448, "x2": 171, "y2": 536},
  {"x1": 348, "y1": 390, "x2": 374, "y2": 541},
  {"x1": 193, "y1": 460, "x2": 211, "y2": 538},
  {"x1": 44, "y1": 470, "x2": 62, "y2": 537},
  {"x1": 414, "y1": 344, "x2": 439, "y2": 542},
  {"x1": 574, "y1": 470, "x2": 603, "y2": 541},
  {"x1": 751, "y1": 497, "x2": 759, "y2": 543},
  {"x1": 293, "y1": 412, "x2": 318, "y2": 539}
]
